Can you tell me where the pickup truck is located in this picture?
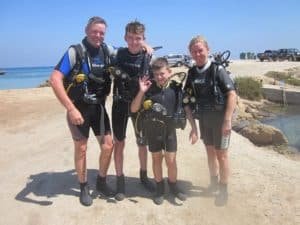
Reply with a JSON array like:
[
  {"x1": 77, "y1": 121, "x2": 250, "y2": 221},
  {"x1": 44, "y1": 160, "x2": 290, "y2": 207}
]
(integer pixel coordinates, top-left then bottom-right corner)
[
  {"x1": 257, "y1": 50, "x2": 279, "y2": 61},
  {"x1": 277, "y1": 48, "x2": 300, "y2": 61}
]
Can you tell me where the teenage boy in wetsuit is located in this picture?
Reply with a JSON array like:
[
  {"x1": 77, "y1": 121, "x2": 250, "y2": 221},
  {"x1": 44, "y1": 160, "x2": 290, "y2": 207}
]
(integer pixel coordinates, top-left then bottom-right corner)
[
  {"x1": 49, "y1": 16, "x2": 114, "y2": 206},
  {"x1": 184, "y1": 35, "x2": 237, "y2": 206},
  {"x1": 111, "y1": 21, "x2": 155, "y2": 201},
  {"x1": 131, "y1": 58, "x2": 186, "y2": 205}
]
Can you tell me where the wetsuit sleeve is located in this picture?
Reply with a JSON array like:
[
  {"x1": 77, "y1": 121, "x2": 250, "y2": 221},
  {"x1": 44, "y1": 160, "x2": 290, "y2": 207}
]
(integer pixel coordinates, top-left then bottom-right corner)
[
  {"x1": 54, "y1": 47, "x2": 77, "y2": 77},
  {"x1": 216, "y1": 66, "x2": 235, "y2": 94}
]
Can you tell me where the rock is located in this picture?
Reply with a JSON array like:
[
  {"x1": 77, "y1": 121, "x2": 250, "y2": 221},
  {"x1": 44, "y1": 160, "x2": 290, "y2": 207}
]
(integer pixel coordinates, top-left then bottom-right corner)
[
  {"x1": 245, "y1": 106, "x2": 258, "y2": 114},
  {"x1": 239, "y1": 121, "x2": 288, "y2": 146},
  {"x1": 38, "y1": 80, "x2": 50, "y2": 88},
  {"x1": 232, "y1": 120, "x2": 250, "y2": 132}
]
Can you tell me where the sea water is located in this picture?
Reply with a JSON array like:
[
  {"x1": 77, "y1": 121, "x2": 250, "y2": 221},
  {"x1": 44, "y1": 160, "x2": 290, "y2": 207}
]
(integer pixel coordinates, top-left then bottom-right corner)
[
  {"x1": 262, "y1": 106, "x2": 300, "y2": 152},
  {"x1": 0, "y1": 66, "x2": 53, "y2": 90}
]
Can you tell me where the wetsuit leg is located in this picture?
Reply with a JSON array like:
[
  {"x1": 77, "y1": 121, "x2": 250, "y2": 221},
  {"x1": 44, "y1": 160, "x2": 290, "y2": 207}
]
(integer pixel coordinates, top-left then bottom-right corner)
[{"x1": 112, "y1": 101, "x2": 129, "y2": 141}]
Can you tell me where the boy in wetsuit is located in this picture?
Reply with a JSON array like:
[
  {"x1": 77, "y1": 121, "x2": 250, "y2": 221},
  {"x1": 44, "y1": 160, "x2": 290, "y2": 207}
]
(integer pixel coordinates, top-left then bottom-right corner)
[
  {"x1": 111, "y1": 20, "x2": 155, "y2": 201},
  {"x1": 131, "y1": 58, "x2": 186, "y2": 205}
]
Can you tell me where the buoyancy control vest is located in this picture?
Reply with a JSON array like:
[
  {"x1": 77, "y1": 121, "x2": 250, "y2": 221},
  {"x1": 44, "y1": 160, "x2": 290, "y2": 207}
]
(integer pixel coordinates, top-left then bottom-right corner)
[
  {"x1": 183, "y1": 60, "x2": 231, "y2": 115},
  {"x1": 63, "y1": 40, "x2": 112, "y2": 104},
  {"x1": 141, "y1": 73, "x2": 187, "y2": 130},
  {"x1": 111, "y1": 48, "x2": 151, "y2": 102}
]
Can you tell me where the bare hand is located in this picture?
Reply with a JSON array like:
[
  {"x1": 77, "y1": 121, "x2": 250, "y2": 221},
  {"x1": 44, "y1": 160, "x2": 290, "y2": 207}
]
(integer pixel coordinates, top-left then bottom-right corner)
[
  {"x1": 68, "y1": 108, "x2": 84, "y2": 125},
  {"x1": 189, "y1": 129, "x2": 198, "y2": 145},
  {"x1": 139, "y1": 76, "x2": 152, "y2": 93},
  {"x1": 142, "y1": 43, "x2": 154, "y2": 55},
  {"x1": 222, "y1": 119, "x2": 232, "y2": 135}
]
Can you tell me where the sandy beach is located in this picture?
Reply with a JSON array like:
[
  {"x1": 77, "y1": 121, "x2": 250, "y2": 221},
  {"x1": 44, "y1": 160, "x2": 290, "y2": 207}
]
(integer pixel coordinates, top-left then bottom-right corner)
[{"x1": 0, "y1": 60, "x2": 299, "y2": 225}]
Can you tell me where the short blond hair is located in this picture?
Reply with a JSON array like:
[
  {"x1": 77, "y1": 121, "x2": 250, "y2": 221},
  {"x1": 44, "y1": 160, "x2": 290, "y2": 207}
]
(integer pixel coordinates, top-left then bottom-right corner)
[{"x1": 188, "y1": 35, "x2": 209, "y2": 52}]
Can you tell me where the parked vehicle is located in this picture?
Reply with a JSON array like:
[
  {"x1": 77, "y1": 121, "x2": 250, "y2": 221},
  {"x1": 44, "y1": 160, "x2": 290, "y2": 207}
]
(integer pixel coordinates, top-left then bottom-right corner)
[
  {"x1": 163, "y1": 54, "x2": 186, "y2": 67},
  {"x1": 257, "y1": 50, "x2": 279, "y2": 62},
  {"x1": 277, "y1": 48, "x2": 300, "y2": 61},
  {"x1": 183, "y1": 55, "x2": 195, "y2": 67}
]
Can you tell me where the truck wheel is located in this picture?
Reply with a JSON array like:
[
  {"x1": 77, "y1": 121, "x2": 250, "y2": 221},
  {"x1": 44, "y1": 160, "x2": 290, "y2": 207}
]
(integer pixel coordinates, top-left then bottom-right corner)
[{"x1": 176, "y1": 62, "x2": 183, "y2": 67}]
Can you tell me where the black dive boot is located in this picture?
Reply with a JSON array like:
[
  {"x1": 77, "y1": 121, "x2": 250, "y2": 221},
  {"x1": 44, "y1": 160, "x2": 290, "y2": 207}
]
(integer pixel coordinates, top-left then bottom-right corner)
[
  {"x1": 140, "y1": 170, "x2": 155, "y2": 192},
  {"x1": 207, "y1": 175, "x2": 219, "y2": 192},
  {"x1": 153, "y1": 180, "x2": 165, "y2": 205},
  {"x1": 115, "y1": 174, "x2": 125, "y2": 201},
  {"x1": 79, "y1": 182, "x2": 93, "y2": 206},
  {"x1": 96, "y1": 175, "x2": 114, "y2": 197},
  {"x1": 215, "y1": 183, "x2": 228, "y2": 206},
  {"x1": 168, "y1": 180, "x2": 187, "y2": 201}
]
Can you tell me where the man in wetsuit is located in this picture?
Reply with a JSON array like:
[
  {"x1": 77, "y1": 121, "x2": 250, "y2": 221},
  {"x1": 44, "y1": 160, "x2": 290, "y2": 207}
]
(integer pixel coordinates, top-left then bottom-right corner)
[
  {"x1": 111, "y1": 21, "x2": 155, "y2": 201},
  {"x1": 184, "y1": 35, "x2": 237, "y2": 206},
  {"x1": 49, "y1": 16, "x2": 114, "y2": 206},
  {"x1": 131, "y1": 57, "x2": 186, "y2": 205}
]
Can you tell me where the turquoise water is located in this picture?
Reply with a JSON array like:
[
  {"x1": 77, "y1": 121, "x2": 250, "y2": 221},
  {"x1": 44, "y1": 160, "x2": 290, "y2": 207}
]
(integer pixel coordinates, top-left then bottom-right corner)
[
  {"x1": 0, "y1": 66, "x2": 53, "y2": 90},
  {"x1": 262, "y1": 106, "x2": 300, "y2": 151}
]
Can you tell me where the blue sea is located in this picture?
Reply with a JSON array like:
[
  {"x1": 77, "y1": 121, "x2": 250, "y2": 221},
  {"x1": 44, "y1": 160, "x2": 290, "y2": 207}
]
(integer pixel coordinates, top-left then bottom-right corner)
[
  {"x1": 262, "y1": 106, "x2": 300, "y2": 152},
  {"x1": 0, "y1": 66, "x2": 53, "y2": 90}
]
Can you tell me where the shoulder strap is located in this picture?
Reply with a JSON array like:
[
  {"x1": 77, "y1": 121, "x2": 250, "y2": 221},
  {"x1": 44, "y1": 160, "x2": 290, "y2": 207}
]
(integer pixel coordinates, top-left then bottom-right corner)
[
  {"x1": 100, "y1": 42, "x2": 111, "y2": 66},
  {"x1": 140, "y1": 52, "x2": 152, "y2": 76},
  {"x1": 210, "y1": 62, "x2": 220, "y2": 97},
  {"x1": 70, "y1": 43, "x2": 86, "y2": 76}
]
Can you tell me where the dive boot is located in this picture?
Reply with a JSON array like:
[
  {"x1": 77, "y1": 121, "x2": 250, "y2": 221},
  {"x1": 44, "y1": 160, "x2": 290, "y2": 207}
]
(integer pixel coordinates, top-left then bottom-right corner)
[
  {"x1": 140, "y1": 170, "x2": 155, "y2": 192},
  {"x1": 168, "y1": 180, "x2": 187, "y2": 201},
  {"x1": 215, "y1": 183, "x2": 228, "y2": 206},
  {"x1": 96, "y1": 175, "x2": 114, "y2": 197},
  {"x1": 115, "y1": 174, "x2": 125, "y2": 201},
  {"x1": 79, "y1": 182, "x2": 93, "y2": 206},
  {"x1": 153, "y1": 180, "x2": 165, "y2": 205},
  {"x1": 207, "y1": 175, "x2": 219, "y2": 193}
]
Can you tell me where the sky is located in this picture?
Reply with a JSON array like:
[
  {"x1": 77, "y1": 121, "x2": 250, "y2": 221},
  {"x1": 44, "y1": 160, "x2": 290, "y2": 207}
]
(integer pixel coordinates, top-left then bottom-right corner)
[{"x1": 1, "y1": 0, "x2": 299, "y2": 68}]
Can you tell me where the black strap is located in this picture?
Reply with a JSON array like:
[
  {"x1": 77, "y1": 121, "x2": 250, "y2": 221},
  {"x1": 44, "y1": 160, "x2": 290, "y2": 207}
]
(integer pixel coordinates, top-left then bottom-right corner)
[
  {"x1": 140, "y1": 52, "x2": 152, "y2": 76},
  {"x1": 100, "y1": 43, "x2": 111, "y2": 66},
  {"x1": 211, "y1": 63, "x2": 219, "y2": 97}
]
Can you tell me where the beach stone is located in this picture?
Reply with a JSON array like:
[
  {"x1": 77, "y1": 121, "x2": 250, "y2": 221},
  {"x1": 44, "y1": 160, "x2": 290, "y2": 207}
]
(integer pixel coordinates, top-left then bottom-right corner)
[
  {"x1": 232, "y1": 120, "x2": 250, "y2": 132},
  {"x1": 239, "y1": 122, "x2": 288, "y2": 146},
  {"x1": 38, "y1": 80, "x2": 50, "y2": 88}
]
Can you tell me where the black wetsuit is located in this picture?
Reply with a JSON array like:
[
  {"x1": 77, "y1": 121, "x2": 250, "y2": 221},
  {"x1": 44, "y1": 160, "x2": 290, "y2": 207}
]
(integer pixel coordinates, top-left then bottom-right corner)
[
  {"x1": 184, "y1": 60, "x2": 235, "y2": 149},
  {"x1": 55, "y1": 37, "x2": 112, "y2": 139},
  {"x1": 111, "y1": 48, "x2": 150, "y2": 144},
  {"x1": 141, "y1": 81, "x2": 180, "y2": 152}
]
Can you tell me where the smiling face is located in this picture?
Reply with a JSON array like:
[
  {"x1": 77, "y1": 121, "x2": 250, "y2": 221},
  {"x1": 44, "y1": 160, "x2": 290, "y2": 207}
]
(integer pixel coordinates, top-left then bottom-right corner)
[
  {"x1": 153, "y1": 66, "x2": 172, "y2": 87},
  {"x1": 124, "y1": 21, "x2": 145, "y2": 54},
  {"x1": 85, "y1": 22, "x2": 106, "y2": 48},
  {"x1": 190, "y1": 41, "x2": 209, "y2": 67},
  {"x1": 125, "y1": 31, "x2": 145, "y2": 54}
]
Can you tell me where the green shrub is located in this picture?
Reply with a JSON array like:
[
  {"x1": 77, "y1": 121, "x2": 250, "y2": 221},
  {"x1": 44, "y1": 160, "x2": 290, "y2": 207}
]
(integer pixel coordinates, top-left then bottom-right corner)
[
  {"x1": 265, "y1": 71, "x2": 300, "y2": 86},
  {"x1": 234, "y1": 77, "x2": 263, "y2": 100}
]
